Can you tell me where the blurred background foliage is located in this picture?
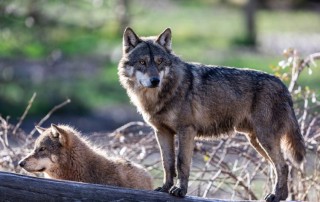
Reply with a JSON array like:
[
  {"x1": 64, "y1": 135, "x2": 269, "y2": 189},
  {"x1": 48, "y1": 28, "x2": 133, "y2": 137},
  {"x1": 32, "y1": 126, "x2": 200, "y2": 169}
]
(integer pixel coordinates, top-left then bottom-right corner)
[{"x1": 0, "y1": 0, "x2": 319, "y2": 128}]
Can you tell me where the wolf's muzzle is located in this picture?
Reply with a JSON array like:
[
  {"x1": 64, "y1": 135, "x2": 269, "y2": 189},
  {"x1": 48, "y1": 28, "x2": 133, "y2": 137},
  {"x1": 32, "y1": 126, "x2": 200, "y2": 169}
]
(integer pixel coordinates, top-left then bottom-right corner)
[{"x1": 150, "y1": 77, "x2": 160, "y2": 88}]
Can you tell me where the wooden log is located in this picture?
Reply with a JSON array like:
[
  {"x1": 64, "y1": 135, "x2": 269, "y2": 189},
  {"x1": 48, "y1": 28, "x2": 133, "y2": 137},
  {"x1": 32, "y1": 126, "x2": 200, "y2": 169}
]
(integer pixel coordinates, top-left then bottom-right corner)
[{"x1": 0, "y1": 171, "x2": 249, "y2": 202}]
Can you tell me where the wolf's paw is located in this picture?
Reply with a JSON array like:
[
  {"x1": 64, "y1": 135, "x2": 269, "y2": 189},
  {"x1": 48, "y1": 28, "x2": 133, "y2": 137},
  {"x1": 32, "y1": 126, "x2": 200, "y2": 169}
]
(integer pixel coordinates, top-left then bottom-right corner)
[
  {"x1": 154, "y1": 186, "x2": 170, "y2": 193},
  {"x1": 169, "y1": 186, "x2": 187, "y2": 197},
  {"x1": 264, "y1": 193, "x2": 280, "y2": 202}
]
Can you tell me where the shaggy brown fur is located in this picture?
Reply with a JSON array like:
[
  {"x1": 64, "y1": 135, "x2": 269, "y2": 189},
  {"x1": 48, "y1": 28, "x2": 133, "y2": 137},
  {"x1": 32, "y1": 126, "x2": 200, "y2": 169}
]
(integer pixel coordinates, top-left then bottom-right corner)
[
  {"x1": 118, "y1": 27, "x2": 305, "y2": 202},
  {"x1": 19, "y1": 124, "x2": 153, "y2": 190}
]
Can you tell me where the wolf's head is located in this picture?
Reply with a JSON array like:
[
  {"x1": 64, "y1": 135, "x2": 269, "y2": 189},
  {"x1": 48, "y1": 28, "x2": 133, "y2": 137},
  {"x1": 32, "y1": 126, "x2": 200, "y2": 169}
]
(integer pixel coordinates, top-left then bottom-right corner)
[
  {"x1": 19, "y1": 124, "x2": 71, "y2": 174},
  {"x1": 118, "y1": 27, "x2": 174, "y2": 89}
]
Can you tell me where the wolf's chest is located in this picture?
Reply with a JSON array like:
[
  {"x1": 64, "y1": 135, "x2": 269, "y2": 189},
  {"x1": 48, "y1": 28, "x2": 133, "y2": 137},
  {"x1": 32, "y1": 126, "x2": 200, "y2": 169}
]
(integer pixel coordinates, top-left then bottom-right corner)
[{"x1": 143, "y1": 109, "x2": 178, "y2": 132}]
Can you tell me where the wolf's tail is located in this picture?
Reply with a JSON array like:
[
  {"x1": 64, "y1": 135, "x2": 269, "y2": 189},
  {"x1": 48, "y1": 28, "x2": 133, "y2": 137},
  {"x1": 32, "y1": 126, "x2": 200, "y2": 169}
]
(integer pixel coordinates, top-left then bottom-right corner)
[{"x1": 281, "y1": 119, "x2": 306, "y2": 165}]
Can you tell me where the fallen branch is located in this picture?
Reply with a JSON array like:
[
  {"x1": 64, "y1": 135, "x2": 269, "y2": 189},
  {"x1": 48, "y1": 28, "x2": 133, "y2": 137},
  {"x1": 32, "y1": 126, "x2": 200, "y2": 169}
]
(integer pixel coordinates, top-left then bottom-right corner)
[{"x1": 0, "y1": 171, "x2": 234, "y2": 202}]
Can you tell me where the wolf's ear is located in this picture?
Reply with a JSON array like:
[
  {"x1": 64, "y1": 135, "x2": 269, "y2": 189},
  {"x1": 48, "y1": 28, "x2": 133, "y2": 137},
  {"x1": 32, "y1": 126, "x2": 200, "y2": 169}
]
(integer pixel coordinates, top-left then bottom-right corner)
[
  {"x1": 123, "y1": 27, "x2": 141, "y2": 54},
  {"x1": 51, "y1": 124, "x2": 68, "y2": 146},
  {"x1": 156, "y1": 28, "x2": 172, "y2": 52},
  {"x1": 35, "y1": 126, "x2": 46, "y2": 134}
]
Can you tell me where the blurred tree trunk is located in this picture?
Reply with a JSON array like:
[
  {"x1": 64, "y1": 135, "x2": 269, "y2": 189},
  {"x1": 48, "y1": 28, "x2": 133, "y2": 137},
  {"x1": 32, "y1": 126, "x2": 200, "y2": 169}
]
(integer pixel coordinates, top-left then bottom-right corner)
[
  {"x1": 27, "y1": 0, "x2": 42, "y2": 25},
  {"x1": 116, "y1": 0, "x2": 130, "y2": 35},
  {"x1": 244, "y1": 0, "x2": 257, "y2": 46}
]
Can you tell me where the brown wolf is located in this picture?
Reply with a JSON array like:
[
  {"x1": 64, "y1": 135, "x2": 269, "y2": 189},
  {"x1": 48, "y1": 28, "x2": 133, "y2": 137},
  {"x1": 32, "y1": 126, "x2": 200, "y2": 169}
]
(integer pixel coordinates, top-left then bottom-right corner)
[
  {"x1": 19, "y1": 124, "x2": 153, "y2": 190},
  {"x1": 118, "y1": 27, "x2": 305, "y2": 202}
]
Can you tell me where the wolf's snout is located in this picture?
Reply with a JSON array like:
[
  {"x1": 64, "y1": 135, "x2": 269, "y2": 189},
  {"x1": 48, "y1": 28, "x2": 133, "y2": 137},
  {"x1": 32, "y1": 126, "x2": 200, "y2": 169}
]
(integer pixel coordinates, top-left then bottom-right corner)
[
  {"x1": 19, "y1": 160, "x2": 26, "y2": 167},
  {"x1": 150, "y1": 77, "x2": 160, "y2": 87}
]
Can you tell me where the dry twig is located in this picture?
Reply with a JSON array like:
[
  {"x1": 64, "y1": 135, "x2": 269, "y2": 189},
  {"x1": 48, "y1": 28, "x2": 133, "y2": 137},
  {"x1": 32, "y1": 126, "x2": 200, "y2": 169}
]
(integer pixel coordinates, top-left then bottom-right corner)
[
  {"x1": 28, "y1": 98, "x2": 71, "y2": 138},
  {"x1": 12, "y1": 93, "x2": 37, "y2": 135}
]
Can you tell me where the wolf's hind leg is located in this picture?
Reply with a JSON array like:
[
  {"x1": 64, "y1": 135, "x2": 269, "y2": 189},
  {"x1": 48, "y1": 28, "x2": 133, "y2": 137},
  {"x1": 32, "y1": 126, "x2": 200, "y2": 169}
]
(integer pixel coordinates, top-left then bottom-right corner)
[
  {"x1": 169, "y1": 127, "x2": 196, "y2": 197},
  {"x1": 154, "y1": 129, "x2": 176, "y2": 193},
  {"x1": 246, "y1": 133, "x2": 272, "y2": 162},
  {"x1": 255, "y1": 131, "x2": 289, "y2": 202}
]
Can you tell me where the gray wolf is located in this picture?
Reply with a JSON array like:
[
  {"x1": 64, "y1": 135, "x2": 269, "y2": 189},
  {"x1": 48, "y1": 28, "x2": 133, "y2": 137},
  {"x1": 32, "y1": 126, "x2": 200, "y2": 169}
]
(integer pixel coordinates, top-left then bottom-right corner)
[
  {"x1": 19, "y1": 124, "x2": 153, "y2": 190},
  {"x1": 118, "y1": 27, "x2": 305, "y2": 202}
]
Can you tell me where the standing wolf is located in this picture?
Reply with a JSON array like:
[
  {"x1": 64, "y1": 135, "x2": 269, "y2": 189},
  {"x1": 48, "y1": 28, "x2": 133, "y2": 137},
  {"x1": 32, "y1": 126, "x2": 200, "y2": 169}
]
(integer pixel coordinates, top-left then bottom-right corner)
[
  {"x1": 118, "y1": 27, "x2": 305, "y2": 202},
  {"x1": 19, "y1": 124, "x2": 153, "y2": 190}
]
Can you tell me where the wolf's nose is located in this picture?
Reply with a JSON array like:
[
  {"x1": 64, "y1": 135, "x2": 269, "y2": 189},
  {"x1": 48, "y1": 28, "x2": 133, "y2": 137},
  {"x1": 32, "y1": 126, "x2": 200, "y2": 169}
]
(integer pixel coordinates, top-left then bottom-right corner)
[
  {"x1": 150, "y1": 77, "x2": 160, "y2": 87},
  {"x1": 19, "y1": 160, "x2": 26, "y2": 167}
]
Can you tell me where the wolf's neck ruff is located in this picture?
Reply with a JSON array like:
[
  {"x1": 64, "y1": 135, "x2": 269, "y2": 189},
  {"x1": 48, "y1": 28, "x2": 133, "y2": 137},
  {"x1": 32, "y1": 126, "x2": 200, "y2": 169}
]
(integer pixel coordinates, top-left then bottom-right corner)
[{"x1": 127, "y1": 65, "x2": 182, "y2": 118}]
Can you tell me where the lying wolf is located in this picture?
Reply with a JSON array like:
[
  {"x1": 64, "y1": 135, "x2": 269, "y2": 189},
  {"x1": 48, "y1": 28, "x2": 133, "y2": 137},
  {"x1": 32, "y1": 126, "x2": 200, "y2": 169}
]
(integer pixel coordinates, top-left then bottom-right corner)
[
  {"x1": 19, "y1": 124, "x2": 153, "y2": 190},
  {"x1": 118, "y1": 27, "x2": 305, "y2": 202}
]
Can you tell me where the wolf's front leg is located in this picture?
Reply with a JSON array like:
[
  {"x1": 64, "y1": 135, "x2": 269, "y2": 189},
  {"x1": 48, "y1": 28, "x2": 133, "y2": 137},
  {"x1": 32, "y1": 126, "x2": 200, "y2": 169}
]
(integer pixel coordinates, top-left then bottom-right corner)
[
  {"x1": 169, "y1": 127, "x2": 196, "y2": 197},
  {"x1": 154, "y1": 129, "x2": 176, "y2": 193}
]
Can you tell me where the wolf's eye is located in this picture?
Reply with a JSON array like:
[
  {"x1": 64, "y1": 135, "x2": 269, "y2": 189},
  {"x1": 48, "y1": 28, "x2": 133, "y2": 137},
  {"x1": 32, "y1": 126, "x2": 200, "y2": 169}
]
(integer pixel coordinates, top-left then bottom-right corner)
[
  {"x1": 156, "y1": 58, "x2": 163, "y2": 65},
  {"x1": 139, "y1": 60, "x2": 146, "y2": 65},
  {"x1": 39, "y1": 147, "x2": 46, "y2": 152}
]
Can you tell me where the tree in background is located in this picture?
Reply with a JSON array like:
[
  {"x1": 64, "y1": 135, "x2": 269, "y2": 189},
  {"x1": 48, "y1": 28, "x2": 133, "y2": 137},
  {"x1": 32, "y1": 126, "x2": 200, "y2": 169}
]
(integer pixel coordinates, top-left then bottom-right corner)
[
  {"x1": 244, "y1": 0, "x2": 257, "y2": 46},
  {"x1": 116, "y1": 0, "x2": 130, "y2": 35}
]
